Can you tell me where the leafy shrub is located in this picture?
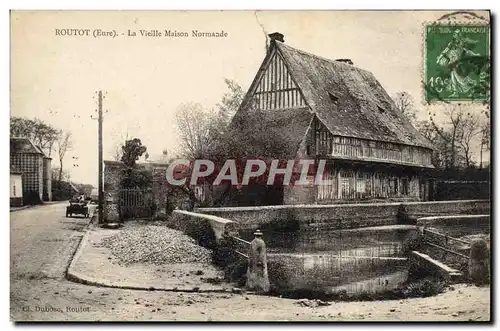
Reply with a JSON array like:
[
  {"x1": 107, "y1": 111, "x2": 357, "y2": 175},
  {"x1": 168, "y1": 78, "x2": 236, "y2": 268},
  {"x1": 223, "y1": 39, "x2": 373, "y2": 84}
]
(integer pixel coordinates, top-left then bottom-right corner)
[
  {"x1": 261, "y1": 209, "x2": 301, "y2": 233},
  {"x1": 470, "y1": 239, "x2": 489, "y2": 260},
  {"x1": 120, "y1": 168, "x2": 152, "y2": 189},
  {"x1": 469, "y1": 239, "x2": 490, "y2": 286},
  {"x1": 402, "y1": 232, "x2": 425, "y2": 256},
  {"x1": 267, "y1": 256, "x2": 304, "y2": 294},
  {"x1": 184, "y1": 219, "x2": 217, "y2": 250}
]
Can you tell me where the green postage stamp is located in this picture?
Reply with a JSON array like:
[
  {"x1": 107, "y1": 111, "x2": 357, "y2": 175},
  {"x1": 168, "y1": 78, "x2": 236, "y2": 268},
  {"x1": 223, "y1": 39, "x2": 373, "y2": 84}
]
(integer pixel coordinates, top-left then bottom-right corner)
[{"x1": 425, "y1": 24, "x2": 490, "y2": 102}]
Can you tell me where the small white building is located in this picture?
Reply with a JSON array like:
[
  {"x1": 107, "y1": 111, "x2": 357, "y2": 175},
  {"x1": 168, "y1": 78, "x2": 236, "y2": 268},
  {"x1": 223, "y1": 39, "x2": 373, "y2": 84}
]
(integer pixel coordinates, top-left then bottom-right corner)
[{"x1": 10, "y1": 170, "x2": 23, "y2": 207}]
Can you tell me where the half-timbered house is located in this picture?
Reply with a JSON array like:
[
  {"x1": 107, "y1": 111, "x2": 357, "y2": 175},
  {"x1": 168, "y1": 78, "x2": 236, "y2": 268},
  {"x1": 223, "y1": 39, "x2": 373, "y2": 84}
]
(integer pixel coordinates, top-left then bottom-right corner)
[{"x1": 225, "y1": 32, "x2": 434, "y2": 205}]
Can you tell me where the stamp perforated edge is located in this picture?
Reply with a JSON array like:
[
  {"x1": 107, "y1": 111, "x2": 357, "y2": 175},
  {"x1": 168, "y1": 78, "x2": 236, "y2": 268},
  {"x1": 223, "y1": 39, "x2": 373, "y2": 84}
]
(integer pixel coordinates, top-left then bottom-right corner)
[{"x1": 419, "y1": 11, "x2": 491, "y2": 106}]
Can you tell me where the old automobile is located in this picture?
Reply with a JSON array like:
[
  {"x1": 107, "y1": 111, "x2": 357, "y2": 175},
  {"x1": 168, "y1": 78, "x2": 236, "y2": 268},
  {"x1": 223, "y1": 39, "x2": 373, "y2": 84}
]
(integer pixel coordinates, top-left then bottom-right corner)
[{"x1": 66, "y1": 198, "x2": 90, "y2": 218}]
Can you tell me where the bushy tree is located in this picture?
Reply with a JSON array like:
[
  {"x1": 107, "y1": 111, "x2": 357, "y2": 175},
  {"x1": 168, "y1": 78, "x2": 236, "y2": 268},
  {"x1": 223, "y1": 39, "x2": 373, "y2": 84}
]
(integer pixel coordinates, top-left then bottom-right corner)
[
  {"x1": 393, "y1": 91, "x2": 417, "y2": 125},
  {"x1": 10, "y1": 117, "x2": 61, "y2": 157},
  {"x1": 425, "y1": 103, "x2": 484, "y2": 169},
  {"x1": 171, "y1": 79, "x2": 245, "y2": 208},
  {"x1": 56, "y1": 132, "x2": 72, "y2": 181},
  {"x1": 120, "y1": 138, "x2": 151, "y2": 189},
  {"x1": 393, "y1": 92, "x2": 489, "y2": 170},
  {"x1": 121, "y1": 138, "x2": 147, "y2": 168}
]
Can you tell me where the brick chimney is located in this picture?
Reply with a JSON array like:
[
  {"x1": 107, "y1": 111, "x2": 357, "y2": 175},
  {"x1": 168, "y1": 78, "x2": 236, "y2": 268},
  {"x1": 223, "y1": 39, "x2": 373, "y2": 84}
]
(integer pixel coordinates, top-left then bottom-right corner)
[{"x1": 268, "y1": 32, "x2": 285, "y2": 43}]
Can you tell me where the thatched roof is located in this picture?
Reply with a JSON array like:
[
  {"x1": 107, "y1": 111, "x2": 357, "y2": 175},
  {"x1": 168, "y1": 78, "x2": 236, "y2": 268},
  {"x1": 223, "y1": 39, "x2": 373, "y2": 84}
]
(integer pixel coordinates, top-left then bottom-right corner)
[
  {"x1": 275, "y1": 41, "x2": 433, "y2": 150},
  {"x1": 228, "y1": 108, "x2": 313, "y2": 159}
]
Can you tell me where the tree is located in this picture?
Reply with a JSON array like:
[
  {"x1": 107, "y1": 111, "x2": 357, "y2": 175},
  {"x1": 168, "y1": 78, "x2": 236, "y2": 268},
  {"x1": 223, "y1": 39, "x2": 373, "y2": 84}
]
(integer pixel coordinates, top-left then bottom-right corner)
[
  {"x1": 174, "y1": 79, "x2": 244, "y2": 161},
  {"x1": 216, "y1": 79, "x2": 245, "y2": 124},
  {"x1": 175, "y1": 102, "x2": 217, "y2": 160},
  {"x1": 457, "y1": 113, "x2": 481, "y2": 168},
  {"x1": 171, "y1": 79, "x2": 245, "y2": 209},
  {"x1": 119, "y1": 138, "x2": 151, "y2": 189},
  {"x1": 10, "y1": 117, "x2": 61, "y2": 157},
  {"x1": 393, "y1": 92, "x2": 417, "y2": 125},
  {"x1": 52, "y1": 167, "x2": 70, "y2": 182},
  {"x1": 425, "y1": 103, "x2": 485, "y2": 169},
  {"x1": 479, "y1": 118, "x2": 490, "y2": 168},
  {"x1": 56, "y1": 132, "x2": 72, "y2": 181},
  {"x1": 111, "y1": 131, "x2": 130, "y2": 161}
]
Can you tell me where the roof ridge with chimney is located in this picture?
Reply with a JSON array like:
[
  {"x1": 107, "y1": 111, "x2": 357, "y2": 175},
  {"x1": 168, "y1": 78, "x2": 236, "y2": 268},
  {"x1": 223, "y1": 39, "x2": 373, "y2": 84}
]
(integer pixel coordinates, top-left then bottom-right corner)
[
  {"x1": 267, "y1": 35, "x2": 434, "y2": 150},
  {"x1": 274, "y1": 40, "x2": 368, "y2": 74}
]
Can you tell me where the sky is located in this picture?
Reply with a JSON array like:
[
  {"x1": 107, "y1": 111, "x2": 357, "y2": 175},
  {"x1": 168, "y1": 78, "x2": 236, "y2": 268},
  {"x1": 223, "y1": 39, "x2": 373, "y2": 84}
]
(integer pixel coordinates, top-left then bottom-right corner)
[{"x1": 10, "y1": 10, "x2": 490, "y2": 186}]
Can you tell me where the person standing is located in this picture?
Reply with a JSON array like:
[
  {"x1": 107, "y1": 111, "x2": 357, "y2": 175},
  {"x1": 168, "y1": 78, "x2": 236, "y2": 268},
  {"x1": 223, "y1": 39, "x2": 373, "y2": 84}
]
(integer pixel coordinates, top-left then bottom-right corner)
[{"x1": 246, "y1": 229, "x2": 270, "y2": 293}]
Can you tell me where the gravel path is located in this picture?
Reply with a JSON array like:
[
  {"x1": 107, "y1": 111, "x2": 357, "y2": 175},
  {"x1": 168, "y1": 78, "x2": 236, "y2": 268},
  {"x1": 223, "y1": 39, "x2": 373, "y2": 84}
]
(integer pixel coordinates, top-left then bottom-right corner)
[{"x1": 100, "y1": 224, "x2": 213, "y2": 266}]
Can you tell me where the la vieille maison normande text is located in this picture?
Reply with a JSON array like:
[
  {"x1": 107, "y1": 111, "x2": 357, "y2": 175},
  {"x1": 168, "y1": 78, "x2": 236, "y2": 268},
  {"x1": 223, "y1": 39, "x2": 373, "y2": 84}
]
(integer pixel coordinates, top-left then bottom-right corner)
[{"x1": 55, "y1": 28, "x2": 229, "y2": 38}]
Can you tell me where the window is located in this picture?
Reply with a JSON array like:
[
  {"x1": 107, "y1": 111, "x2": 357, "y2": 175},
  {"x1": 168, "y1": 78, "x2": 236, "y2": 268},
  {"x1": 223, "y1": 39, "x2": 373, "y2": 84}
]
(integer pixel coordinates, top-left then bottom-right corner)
[
  {"x1": 377, "y1": 105, "x2": 386, "y2": 113},
  {"x1": 401, "y1": 178, "x2": 409, "y2": 195}
]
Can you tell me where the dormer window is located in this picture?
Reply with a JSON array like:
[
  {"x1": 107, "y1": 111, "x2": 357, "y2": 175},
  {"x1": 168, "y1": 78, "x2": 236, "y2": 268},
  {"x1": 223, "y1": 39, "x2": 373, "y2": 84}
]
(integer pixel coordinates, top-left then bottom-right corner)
[
  {"x1": 377, "y1": 105, "x2": 386, "y2": 113},
  {"x1": 328, "y1": 92, "x2": 339, "y2": 104}
]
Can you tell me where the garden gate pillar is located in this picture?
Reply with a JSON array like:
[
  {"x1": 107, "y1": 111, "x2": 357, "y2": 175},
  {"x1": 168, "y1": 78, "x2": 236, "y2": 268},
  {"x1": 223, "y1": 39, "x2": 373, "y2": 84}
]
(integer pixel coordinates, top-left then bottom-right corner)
[{"x1": 104, "y1": 193, "x2": 120, "y2": 223}]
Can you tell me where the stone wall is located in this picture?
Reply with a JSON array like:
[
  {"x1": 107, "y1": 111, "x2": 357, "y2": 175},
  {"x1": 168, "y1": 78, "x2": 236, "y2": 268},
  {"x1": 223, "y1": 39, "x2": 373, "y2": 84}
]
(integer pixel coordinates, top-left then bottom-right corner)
[
  {"x1": 43, "y1": 157, "x2": 52, "y2": 201},
  {"x1": 103, "y1": 161, "x2": 124, "y2": 222},
  {"x1": 103, "y1": 160, "x2": 171, "y2": 220},
  {"x1": 103, "y1": 161, "x2": 123, "y2": 199},
  {"x1": 196, "y1": 200, "x2": 490, "y2": 231},
  {"x1": 283, "y1": 183, "x2": 316, "y2": 205},
  {"x1": 152, "y1": 166, "x2": 169, "y2": 217}
]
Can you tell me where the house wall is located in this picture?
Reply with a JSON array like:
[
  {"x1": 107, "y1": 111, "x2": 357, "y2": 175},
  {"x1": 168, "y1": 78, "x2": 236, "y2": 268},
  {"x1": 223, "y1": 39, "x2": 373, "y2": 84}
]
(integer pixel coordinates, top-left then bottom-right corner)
[
  {"x1": 331, "y1": 137, "x2": 432, "y2": 168},
  {"x1": 283, "y1": 159, "x2": 428, "y2": 205},
  {"x1": 42, "y1": 157, "x2": 52, "y2": 201},
  {"x1": 309, "y1": 117, "x2": 433, "y2": 168},
  {"x1": 10, "y1": 153, "x2": 44, "y2": 200},
  {"x1": 10, "y1": 174, "x2": 23, "y2": 207}
]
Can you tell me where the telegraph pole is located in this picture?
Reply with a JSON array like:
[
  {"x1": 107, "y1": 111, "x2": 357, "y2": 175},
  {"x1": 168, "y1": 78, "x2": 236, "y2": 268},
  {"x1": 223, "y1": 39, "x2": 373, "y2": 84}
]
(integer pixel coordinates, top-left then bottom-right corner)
[
  {"x1": 92, "y1": 91, "x2": 105, "y2": 223},
  {"x1": 98, "y1": 91, "x2": 104, "y2": 224}
]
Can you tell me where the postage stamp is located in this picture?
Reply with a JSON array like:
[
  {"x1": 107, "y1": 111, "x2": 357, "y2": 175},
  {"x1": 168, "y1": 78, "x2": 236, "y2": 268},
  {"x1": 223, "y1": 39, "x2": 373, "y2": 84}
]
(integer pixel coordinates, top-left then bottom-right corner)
[{"x1": 424, "y1": 24, "x2": 490, "y2": 102}]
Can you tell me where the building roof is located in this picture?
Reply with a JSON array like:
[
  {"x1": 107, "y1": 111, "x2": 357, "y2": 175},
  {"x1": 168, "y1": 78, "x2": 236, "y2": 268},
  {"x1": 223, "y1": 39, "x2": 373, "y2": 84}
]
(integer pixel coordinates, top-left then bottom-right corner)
[
  {"x1": 228, "y1": 108, "x2": 313, "y2": 159},
  {"x1": 274, "y1": 41, "x2": 434, "y2": 150},
  {"x1": 10, "y1": 137, "x2": 46, "y2": 156}
]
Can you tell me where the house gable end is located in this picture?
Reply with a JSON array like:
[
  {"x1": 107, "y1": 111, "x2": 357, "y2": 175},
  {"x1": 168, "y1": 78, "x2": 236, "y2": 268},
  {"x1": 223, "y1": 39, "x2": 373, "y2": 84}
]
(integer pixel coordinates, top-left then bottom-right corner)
[
  {"x1": 253, "y1": 47, "x2": 308, "y2": 110},
  {"x1": 236, "y1": 42, "x2": 309, "y2": 114}
]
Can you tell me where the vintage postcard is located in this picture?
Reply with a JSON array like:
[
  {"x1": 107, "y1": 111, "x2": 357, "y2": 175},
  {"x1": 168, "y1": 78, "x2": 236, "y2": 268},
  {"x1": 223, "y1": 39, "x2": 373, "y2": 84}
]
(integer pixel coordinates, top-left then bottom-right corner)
[{"x1": 10, "y1": 10, "x2": 491, "y2": 322}]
